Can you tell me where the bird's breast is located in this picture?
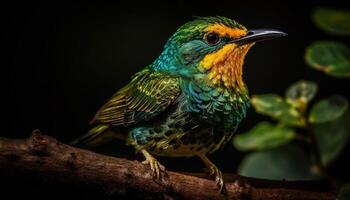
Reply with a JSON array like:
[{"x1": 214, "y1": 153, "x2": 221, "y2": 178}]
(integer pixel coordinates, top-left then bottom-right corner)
[
  {"x1": 185, "y1": 81, "x2": 250, "y2": 130},
  {"x1": 199, "y1": 43, "x2": 254, "y2": 90}
]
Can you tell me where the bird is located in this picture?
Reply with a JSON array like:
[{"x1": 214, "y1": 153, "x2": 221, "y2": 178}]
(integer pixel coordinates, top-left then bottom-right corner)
[{"x1": 71, "y1": 16, "x2": 286, "y2": 192}]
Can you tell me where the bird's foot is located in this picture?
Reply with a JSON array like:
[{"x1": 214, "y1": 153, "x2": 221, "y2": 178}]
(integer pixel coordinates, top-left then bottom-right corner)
[
  {"x1": 198, "y1": 154, "x2": 226, "y2": 194},
  {"x1": 141, "y1": 150, "x2": 165, "y2": 180},
  {"x1": 208, "y1": 164, "x2": 226, "y2": 194}
]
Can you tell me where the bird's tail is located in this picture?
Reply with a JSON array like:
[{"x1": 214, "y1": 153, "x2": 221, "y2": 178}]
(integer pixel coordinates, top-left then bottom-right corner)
[{"x1": 70, "y1": 124, "x2": 117, "y2": 147}]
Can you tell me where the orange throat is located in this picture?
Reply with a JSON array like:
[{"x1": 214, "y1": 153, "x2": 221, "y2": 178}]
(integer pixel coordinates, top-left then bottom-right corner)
[{"x1": 199, "y1": 43, "x2": 254, "y2": 91}]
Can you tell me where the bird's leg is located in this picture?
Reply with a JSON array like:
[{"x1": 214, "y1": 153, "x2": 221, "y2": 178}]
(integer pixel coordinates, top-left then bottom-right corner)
[
  {"x1": 198, "y1": 154, "x2": 226, "y2": 193},
  {"x1": 141, "y1": 149, "x2": 165, "y2": 179}
]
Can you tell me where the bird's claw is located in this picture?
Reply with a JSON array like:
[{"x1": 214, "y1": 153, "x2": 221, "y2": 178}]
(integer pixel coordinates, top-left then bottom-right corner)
[
  {"x1": 209, "y1": 165, "x2": 226, "y2": 193},
  {"x1": 142, "y1": 151, "x2": 165, "y2": 180}
]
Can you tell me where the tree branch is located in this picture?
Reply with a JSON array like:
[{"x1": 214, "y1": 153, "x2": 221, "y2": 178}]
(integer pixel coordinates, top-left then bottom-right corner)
[{"x1": 0, "y1": 130, "x2": 337, "y2": 200}]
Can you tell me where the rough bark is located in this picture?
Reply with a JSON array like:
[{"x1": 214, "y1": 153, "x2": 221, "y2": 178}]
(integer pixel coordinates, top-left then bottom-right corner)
[{"x1": 0, "y1": 130, "x2": 336, "y2": 200}]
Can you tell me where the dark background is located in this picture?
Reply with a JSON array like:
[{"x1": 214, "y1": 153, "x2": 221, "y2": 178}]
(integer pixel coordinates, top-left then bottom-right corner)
[{"x1": 6, "y1": 0, "x2": 350, "y2": 199}]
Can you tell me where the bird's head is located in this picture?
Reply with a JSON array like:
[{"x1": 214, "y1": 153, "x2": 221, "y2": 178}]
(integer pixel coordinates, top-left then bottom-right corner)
[{"x1": 152, "y1": 16, "x2": 286, "y2": 91}]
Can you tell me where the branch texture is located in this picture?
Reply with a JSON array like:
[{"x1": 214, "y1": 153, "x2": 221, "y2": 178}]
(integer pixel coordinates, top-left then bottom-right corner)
[{"x1": 0, "y1": 130, "x2": 336, "y2": 200}]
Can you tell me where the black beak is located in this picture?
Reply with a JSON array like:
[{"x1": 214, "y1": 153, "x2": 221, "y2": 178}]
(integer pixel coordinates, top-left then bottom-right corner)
[{"x1": 230, "y1": 29, "x2": 287, "y2": 45}]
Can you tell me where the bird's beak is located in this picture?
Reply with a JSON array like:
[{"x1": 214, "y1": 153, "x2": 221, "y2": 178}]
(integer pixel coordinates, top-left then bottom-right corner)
[{"x1": 230, "y1": 29, "x2": 287, "y2": 45}]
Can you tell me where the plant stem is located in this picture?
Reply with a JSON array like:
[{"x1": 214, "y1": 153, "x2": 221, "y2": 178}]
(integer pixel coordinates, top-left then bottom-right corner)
[
  {"x1": 297, "y1": 104, "x2": 328, "y2": 178},
  {"x1": 304, "y1": 119, "x2": 328, "y2": 177}
]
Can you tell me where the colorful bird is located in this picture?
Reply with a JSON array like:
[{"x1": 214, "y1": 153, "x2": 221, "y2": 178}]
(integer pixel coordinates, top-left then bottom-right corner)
[{"x1": 72, "y1": 16, "x2": 286, "y2": 192}]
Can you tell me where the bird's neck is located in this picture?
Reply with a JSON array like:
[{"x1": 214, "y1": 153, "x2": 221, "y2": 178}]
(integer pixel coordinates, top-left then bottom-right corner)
[
  {"x1": 198, "y1": 43, "x2": 254, "y2": 92},
  {"x1": 151, "y1": 42, "x2": 178, "y2": 72}
]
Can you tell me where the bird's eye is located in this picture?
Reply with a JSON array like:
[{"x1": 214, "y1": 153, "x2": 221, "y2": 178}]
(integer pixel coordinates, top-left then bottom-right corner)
[{"x1": 205, "y1": 32, "x2": 220, "y2": 45}]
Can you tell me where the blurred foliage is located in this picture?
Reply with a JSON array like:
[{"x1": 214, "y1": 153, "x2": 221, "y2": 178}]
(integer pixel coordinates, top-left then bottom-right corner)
[
  {"x1": 233, "y1": 8, "x2": 350, "y2": 195},
  {"x1": 306, "y1": 7, "x2": 350, "y2": 77},
  {"x1": 251, "y1": 94, "x2": 305, "y2": 127},
  {"x1": 234, "y1": 81, "x2": 349, "y2": 179},
  {"x1": 337, "y1": 182, "x2": 350, "y2": 200},
  {"x1": 309, "y1": 95, "x2": 348, "y2": 124},
  {"x1": 238, "y1": 144, "x2": 319, "y2": 180},
  {"x1": 285, "y1": 80, "x2": 318, "y2": 108},
  {"x1": 312, "y1": 7, "x2": 350, "y2": 36},
  {"x1": 234, "y1": 122, "x2": 296, "y2": 151},
  {"x1": 305, "y1": 41, "x2": 350, "y2": 78},
  {"x1": 313, "y1": 110, "x2": 350, "y2": 166}
]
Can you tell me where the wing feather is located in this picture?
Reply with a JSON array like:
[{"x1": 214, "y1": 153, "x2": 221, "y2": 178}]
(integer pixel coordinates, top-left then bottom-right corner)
[{"x1": 91, "y1": 68, "x2": 180, "y2": 126}]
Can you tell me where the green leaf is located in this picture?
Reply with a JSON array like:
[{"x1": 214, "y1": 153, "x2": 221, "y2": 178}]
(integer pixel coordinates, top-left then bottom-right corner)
[
  {"x1": 313, "y1": 110, "x2": 350, "y2": 166},
  {"x1": 233, "y1": 122, "x2": 296, "y2": 151},
  {"x1": 251, "y1": 94, "x2": 287, "y2": 117},
  {"x1": 286, "y1": 80, "x2": 318, "y2": 109},
  {"x1": 305, "y1": 41, "x2": 350, "y2": 78},
  {"x1": 251, "y1": 94, "x2": 305, "y2": 127},
  {"x1": 337, "y1": 182, "x2": 350, "y2": 200},
  {"x1": 309, "y1": 95, "x2": 348, "y2": 123},
  {"x1": 312, "y1": 7, "x2": 350, "y2": 36},
  {"x1": 238, "y1": 144, "x2": 320, "y2": 180}
]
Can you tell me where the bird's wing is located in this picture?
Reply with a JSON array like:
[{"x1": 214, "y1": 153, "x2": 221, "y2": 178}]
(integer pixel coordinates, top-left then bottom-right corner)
[{"x1": 91, "y1": 68, "x2": 181, "y2": 127}]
